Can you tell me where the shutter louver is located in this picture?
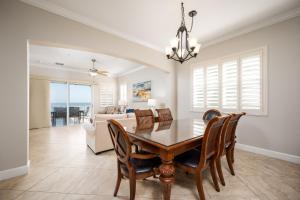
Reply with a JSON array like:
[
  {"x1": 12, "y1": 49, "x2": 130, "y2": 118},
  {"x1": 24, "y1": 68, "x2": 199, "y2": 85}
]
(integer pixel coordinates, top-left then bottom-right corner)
[
  {"x1": 192, "y1": 68, "x2": 204, "y2": 109},
  {"x1": 100, "y1": 85, "x2": 114, "y2": 107},
  {"x1": 206, "y1": 65, "x2": 219, "y2": 108},
  {"x1": 241, "y1": 55, "x2": 261, "y2": 110},
  {"x1": 222, "y1": 61, "x2": 238, "y2": 109}
]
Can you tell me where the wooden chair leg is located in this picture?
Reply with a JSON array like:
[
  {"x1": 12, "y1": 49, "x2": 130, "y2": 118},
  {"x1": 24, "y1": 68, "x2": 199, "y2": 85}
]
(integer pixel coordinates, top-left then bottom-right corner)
[
  {"x1": 226, "y1": 151, "x2": 235, "y2": 176},
  {"x1": 114, "y1": 163, "x2": 122, "y2": 196},
  {"x1": 209, "y1": 161, "x2": 220, "y2": 192},
  {"x1": 216, "y1": 158, "x2": 225, "y2": 186},
  {"x1": 195, "y1": 172, "x2": 206, "y2": 200},
  {"x1": 231, "y1": 147, "x2": 235, "y2": 163},
  {"x1": 129, "y1": 172, "x2": 136, "y2": 200}
]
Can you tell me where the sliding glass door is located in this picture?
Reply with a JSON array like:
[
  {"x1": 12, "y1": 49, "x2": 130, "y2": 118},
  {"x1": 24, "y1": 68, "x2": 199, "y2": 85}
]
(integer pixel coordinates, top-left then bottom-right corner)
[
  {"x1": 50, "y1": 82, "x2": 68, "y2": 126},
  {"x1": 69, "y1": 84, "x2": 92, "y2": 125},
  {"x1": 50, "y1": 82, "x2": 92, "y2": 127}
]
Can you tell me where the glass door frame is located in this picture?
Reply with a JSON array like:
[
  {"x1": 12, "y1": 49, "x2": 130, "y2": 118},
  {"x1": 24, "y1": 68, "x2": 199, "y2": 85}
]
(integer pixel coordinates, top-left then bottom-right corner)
[{"x1": 50, "y1": 81, "x2": 93, "y2": 126}]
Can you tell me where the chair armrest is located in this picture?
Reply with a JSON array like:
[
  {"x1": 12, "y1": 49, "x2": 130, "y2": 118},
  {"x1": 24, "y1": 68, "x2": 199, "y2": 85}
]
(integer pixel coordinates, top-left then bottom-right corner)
[{"x1": 130, "y1": 153, "x2": 157, "y2": 159}]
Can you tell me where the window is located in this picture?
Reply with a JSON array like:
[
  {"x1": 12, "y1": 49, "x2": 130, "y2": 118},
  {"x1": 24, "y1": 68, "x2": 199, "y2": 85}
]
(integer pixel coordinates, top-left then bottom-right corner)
[
  {"x1": 191, "y1": 47, "x2": 267, "y2": 115},
  {"x1": 99, "y1": 84, "x2": 114, "y2": 107},
  {"x1": 119, "y1": 84, "x2": 127, "y2": 102}
]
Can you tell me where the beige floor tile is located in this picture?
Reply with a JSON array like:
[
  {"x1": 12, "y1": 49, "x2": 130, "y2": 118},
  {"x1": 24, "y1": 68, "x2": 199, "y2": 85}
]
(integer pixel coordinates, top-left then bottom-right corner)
[
  {"x1": 15, "y1": 191, "x2": 66, "y2": 200},
  {"x1": 0, "y1": 166, "x2": 58, "y2": 190},
  {"x1": 0, "y1": 189, "x2": 24, "y2": 200},
  {"x1": 29, "y1": 168, "x2": 91, "y2": 193},
  {"x1": 239, "y1": 175, "x2": 300, "y2": 200}
]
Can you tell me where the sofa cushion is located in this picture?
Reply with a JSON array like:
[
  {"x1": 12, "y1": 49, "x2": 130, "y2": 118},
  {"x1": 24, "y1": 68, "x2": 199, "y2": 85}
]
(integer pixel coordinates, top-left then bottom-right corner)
[
  {"x1": 175, "y1": 149, "x2": 200, "y2": 168},
  {"x1": 120, "y1": 157, "x2": 161, "y2": 174},
  {"x1": 94, "y1": 114, "x2": 127, "y2": 121},
  {"x1": 106, "y1": 106, "x2": 115, "y2": 114}
]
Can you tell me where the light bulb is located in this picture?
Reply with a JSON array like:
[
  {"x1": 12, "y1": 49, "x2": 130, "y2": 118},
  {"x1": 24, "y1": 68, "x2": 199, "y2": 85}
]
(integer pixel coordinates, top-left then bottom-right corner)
[
  {"x1": 193, "y1": 43, "x2": 202, "y2": 54},
  {"x1": 89, "y1": 71, "x2": 98, "y2": 76},
  {"x1": 165, "y1": 46, "x2": 172, "y2": 56},
  {"x1": 170, "y1": 38, "x2": 179, "y2": 49},
  {"x1": 188, "y1": 38, "x2": 197, "y2": 48}
]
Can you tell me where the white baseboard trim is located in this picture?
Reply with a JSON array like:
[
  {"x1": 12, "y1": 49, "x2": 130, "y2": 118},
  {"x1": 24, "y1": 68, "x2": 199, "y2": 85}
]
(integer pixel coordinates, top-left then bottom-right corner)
[
  {"x1": 0, "y1": 160, "x2": 30, "y2": 181},
  {"x1": 236, "y1": 143, "x2": 300, "y2": 164}
]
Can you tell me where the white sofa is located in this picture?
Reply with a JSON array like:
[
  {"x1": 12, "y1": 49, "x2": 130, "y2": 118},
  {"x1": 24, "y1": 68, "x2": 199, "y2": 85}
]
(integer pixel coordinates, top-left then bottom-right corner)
[
  {"x1": 83, "y1": 118, "x2": 136, "y2": 154},
  {"x1": 94, "y1": 113, "x2": 128, "y2": 121}
]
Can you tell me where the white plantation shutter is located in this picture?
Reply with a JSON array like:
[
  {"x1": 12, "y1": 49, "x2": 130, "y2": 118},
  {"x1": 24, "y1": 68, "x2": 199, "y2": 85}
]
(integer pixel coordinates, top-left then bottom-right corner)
[
  {"x1": 206, "y1": 65, "x2": 219, "y2": 108},
  {"x1": 222, "y1": 60, "x2": 238, "y2": 109},
  {"x1": 191, "y1": 47, "x2": 266, "y2": 115},
  {"x1": 193, "y1": 119, "x2": 205, "y2": 135},
  {"x1": 99, "y1": 85, "x2": 114, "y2": 107},
  {"x1": 241, "y1": 54, "x2": 261, "y2": 110},
  {"x1": 192, "y1": 67, "x2": 204, "y2": 109}
]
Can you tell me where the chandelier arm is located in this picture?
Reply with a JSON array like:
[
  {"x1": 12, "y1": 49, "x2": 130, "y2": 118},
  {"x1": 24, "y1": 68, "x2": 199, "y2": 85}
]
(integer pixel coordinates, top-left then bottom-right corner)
[
  {"x1": 189, "y1": 15, "x2": 194, "y2": 33},
  {"x1": 184, "y1": 55, "x2": 197, "y2": 62},
  {"x1": 170, "y1": 57, "x2": 181, "y2": 62},
  {"x1": 182, "y1": 51, "x2": 193, "y2": 61}
]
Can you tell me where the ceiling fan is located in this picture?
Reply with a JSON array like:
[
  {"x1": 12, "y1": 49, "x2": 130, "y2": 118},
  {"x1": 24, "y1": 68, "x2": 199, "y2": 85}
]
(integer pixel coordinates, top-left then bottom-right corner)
[{"x1": 88, "y1": 58, "x2": 109, "y2": 76}]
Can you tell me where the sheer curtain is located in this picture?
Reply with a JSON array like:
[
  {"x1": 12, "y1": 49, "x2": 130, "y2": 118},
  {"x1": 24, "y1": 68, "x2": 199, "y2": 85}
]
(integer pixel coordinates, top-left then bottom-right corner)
[{"x1": 29, "y1": 78, "x2": 51, "y2": 129}]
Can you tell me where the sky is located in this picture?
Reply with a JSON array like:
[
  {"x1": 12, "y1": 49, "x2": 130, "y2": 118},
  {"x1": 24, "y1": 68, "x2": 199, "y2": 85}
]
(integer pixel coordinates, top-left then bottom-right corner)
[{"x1": 50, "y1": 83, "x2": 91, "y2": 103}]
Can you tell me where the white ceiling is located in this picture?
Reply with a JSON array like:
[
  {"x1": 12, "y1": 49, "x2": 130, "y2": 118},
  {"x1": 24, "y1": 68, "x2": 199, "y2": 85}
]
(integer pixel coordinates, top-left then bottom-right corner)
[
  {"x1": 30, "y1": 44, "x2": 144, "y2": 76},
  {"x1": 23, "y1": 0, "x2": 300, "y2": 51}
]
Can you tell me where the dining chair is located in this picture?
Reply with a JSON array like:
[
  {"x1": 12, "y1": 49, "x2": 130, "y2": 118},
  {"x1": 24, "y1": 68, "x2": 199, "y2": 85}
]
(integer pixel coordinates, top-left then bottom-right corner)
[
  {"x1": 107, "y1": 119, "x2": 161, "y2": 200},
  {"x1": 202, "y1": 109, "x2": 222, "y2": 122},
  {"x1": 174, "y1": 115, "x2": 231, "y2": 200},
  {"x1": 216, "y1": 112, "x2": 246, "y2": 186},
  {"x1": 156, "y1": 108, "x2": 173, "y2": 121},
  {"x1": 134, "y1": 109, "x2": 155, "y2": 129},
  {"x1": 156, "y1": 120, "x2": 173, "y2": 131}
]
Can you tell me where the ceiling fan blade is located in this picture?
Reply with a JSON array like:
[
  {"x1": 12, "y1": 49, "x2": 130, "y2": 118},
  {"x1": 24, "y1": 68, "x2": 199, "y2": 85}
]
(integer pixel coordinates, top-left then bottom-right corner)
[
  {"x1": 97, "y1": 71, "x2": 109, "y2": 76},
  {"x1": 96, "y1": 70, "x2": 108, "y2": 73}
]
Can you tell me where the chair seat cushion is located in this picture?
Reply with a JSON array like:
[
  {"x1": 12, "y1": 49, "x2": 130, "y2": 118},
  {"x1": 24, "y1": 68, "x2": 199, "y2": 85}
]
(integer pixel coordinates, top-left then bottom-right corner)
[
  {"x1": 121, "y1": 157, "x2": 161, "y2": 174},
  {"x1": 175, "y1": 149, "x2": 200, "y2": 168}
]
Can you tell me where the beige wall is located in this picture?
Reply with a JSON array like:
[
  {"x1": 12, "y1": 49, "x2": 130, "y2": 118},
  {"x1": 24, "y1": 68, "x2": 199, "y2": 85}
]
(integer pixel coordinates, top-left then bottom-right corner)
[
  {"x1": 117, "y1": 67, "x2": 177, "y2": 117},
  {"x1": 177, "y1": 16, "x2": 300, "y2": 156},
  {"x1": 0, "y1": 0, "x2": 174, "y2": 171},
  {"x1": 29, "y1": 78, "x2": 51, "y2": 129}
]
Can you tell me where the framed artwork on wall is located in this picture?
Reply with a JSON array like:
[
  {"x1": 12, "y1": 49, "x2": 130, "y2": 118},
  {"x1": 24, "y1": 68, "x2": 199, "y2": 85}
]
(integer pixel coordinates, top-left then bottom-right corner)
[{"x1": 132, "y1": 81, "x2": 151, "y2": 102}]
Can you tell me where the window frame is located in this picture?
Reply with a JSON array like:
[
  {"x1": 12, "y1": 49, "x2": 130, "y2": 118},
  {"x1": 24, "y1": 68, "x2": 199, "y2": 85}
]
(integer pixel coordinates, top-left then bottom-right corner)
[
  {"x1": 119, "y1": 83, "x2": 127, "y2": 102},
  {"x1": 190, "y1": 46, "x2": 268, "y2": 116}
]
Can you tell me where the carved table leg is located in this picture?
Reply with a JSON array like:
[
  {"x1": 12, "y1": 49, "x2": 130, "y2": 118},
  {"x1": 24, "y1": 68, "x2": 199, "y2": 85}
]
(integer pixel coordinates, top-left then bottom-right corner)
[{"x1": 159, "y1": 154, "x2": 175, "y2": 200}]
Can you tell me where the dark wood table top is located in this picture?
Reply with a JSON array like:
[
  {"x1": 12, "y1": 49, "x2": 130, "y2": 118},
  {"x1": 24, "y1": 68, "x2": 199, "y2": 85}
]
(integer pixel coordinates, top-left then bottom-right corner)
[{"x1": 126, "y1": 118, "x2": 206, "y2": 149}]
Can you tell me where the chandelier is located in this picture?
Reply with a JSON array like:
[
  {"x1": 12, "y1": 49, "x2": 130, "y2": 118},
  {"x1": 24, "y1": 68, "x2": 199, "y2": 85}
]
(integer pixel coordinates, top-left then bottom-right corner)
[{"x1": 165, "y1": 2, "x2": 201, "y2": 64}]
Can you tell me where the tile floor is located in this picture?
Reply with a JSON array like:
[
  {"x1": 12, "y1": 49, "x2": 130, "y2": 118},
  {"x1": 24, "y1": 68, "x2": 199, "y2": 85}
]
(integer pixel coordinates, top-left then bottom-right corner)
[{"x1": 0, "y1": 125, "x2": 299, "y2": 200}]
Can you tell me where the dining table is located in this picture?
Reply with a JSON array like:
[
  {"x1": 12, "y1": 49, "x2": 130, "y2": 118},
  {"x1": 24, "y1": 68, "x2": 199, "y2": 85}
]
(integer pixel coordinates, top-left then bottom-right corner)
[{"x1": 125, "y1": 118, "x2": 207, "y2": 200}]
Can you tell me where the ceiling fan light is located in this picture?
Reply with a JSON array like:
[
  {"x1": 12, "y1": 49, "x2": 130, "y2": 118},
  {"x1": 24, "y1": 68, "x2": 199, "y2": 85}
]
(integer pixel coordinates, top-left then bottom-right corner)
[{"x1": 89, "y1": 71, "x2": 98, "y2": 76}]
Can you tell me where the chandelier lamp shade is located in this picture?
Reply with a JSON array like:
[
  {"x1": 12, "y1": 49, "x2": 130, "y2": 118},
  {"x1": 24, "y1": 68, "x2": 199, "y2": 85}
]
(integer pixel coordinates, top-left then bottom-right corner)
[{"x1": 165, "y1": 2, "x2": 201, "y2": 64}]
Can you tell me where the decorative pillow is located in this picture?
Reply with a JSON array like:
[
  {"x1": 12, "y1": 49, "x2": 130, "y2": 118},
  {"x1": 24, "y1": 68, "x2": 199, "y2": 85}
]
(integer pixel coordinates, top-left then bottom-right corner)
[
  {"x1": 126, "y1": 108, "x2": 135, "y2": 113},
  {"x1": 106, "y1": 106, "x2": 115, "y2": 114},
  {"x1": 113, "y1": 106, "x2": 121, "y2": 114}
]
